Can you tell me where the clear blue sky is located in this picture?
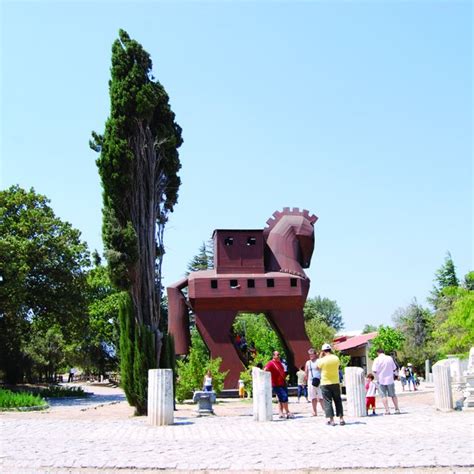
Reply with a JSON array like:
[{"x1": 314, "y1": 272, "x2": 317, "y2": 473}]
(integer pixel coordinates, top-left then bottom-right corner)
[{"x1": 1, "y1": 1, "x2": 472, "y2": 331}]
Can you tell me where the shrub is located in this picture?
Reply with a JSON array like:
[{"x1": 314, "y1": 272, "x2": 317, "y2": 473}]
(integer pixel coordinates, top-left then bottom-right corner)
[
  {"x1": 175, "y1": 328, "x2": 228, "y2": 402},
  {"x1": 39, "y1": 385, "x2": 88, "y2": 398},
  {"x1": 0, "y1": 389, "x2": 47, "y2": 410}
]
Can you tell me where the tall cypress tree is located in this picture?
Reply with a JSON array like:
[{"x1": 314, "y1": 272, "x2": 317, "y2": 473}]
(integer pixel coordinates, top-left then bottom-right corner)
[{"x1": 91, "y1": 30, "x2": 182, "y2": 414}]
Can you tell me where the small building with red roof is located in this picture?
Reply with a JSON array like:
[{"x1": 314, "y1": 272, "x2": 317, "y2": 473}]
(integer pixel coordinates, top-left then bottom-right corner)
[{"x1": 334, "y1": 331, "x2": 378, "y2": 374}]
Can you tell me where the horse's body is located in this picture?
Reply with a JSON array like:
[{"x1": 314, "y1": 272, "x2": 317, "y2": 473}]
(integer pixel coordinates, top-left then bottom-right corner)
[{"x1": 168, "y1": 208, "x2": 317, "y2": 388}]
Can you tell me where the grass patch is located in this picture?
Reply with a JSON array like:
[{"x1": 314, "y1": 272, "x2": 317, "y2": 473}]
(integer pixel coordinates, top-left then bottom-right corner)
[
  {"x1": 39, "y1": 385, "x2": 88, "y2": 398},
  {"x1": 0, "y1": 388, "x2": 47, "y2": 410}
]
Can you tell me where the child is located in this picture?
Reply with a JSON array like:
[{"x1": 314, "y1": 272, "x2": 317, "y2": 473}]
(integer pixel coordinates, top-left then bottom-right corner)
[
  {"x1": 365, "y1": 373, "x2": 377, "y2": 416},
  {"x1": 238, "y1": 378, "x2": 245, "y2": 398},
  {"x1": 203, "y1": 369, "x2": 213, "y2": 392},
  {"x1": 296, "y1": 365, "x2": 308, "y2": 403}
]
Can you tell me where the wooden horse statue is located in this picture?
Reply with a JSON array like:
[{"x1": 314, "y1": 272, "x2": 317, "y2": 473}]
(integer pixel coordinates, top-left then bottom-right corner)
[{"x1": 167, "y1": 207, "x2": 318, "y2": 388}]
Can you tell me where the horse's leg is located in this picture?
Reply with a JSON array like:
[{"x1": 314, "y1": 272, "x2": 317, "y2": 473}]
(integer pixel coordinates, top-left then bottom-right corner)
[
  {"x1": 167, "y1": 279, "x2": 190, "y2": 355},
  {"x1": 267, "y1": 309, "x2": 310, "y2": 372},
  {"x1": 195, "y1": 310, "x2": 242, "y2": 389}
]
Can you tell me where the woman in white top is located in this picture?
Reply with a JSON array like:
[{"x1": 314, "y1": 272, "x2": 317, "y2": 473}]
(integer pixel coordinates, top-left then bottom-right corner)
[
  {"x1": 203, "y1": 369, "x2": 213, "y2": 392},
  {"x1": 305, "y1": 348, "x2": 325, "y2": 416}
]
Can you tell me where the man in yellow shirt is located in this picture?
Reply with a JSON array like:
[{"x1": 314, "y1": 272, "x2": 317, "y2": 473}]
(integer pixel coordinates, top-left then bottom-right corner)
[{"x1": 316, "y1": 343, "x2": 345, "y2": 426}]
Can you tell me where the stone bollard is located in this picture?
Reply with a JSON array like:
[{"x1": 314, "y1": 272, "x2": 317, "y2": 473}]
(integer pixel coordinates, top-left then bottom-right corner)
[
  {"x1": 433, "y1": 361, "x2": 453, "y2": 412},
  {"x1": 252, "y1": 367, "x2": 272, "y2": 421},
  {"x1": 192, "y1": 391, "x2": 217, "y2": 416},
  {"x1": 147, "y1": 369, "x2": 174, "y2": 426},
  {"x1": 344, "y1": 367, "x2": 367, "y2": 417},
  {"x1": 425, "y1": 359, "x2": 432, "y2": 383}
]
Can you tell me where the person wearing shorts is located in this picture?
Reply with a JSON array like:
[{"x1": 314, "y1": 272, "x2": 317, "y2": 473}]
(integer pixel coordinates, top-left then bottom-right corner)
[
  {"x1": 264, "y1": 351, "x2": 294, "y2": 419},
  {"x1": 305, "y1": 348, "x2": 325, "y2": 416},
  {"x1": 372, "y1": 348, "x2": 401, "y2": 415}
]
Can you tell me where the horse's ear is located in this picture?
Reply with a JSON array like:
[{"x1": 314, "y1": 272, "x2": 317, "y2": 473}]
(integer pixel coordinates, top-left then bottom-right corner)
[{"x1": 301, "y1": 209, "x2": 318, "y2": 225}]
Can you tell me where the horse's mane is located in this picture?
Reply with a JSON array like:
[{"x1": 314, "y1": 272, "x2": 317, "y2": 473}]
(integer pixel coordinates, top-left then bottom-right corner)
[{"x1": 263, "y1": 207, "x2": 318, "y2": 237}]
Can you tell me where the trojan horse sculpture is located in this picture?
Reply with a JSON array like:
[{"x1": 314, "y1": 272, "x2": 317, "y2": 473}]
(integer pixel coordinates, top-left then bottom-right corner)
[{"x1": 167, "y1": 208, "x2": 318, "y2": 388}]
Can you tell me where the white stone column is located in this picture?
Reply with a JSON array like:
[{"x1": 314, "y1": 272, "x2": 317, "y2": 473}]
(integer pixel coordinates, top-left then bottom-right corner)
[
  {"x1": 425, "y1": 359, "x2": 432, "y2": 383},
  {"x1": 344, "y1": 367, "x2": 367, "y2": 417},
  {"x1": 432, "y1": 361, "x2": 453, "y2": 412},
  {"x1": 147, "y1": 369, "x2": 174, "y2": 426},
  {"x1": 252, "y1": 367, "x2": 272, "y2": 422}
]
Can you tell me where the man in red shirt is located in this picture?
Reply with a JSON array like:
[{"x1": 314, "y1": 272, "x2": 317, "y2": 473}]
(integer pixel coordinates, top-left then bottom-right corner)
[{"x1": 264, "y1": 351, "x2": 294, "y2": 419}]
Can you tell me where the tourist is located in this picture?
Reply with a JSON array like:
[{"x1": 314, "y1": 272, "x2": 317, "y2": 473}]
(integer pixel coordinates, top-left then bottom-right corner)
[
  {"x1": 305, "y1": 348, "x2": 324, "y2": 415},
  {"x1": 372, "y1": 348, "x2": 401, "y2": 415},
  {"x1": 406, "y1": 363, "x2": 417, "y2": 391},
  {"x1": 238, "y1": 378, "x2": 245, "y2": 398},
  {"x1": 296, "y1": 365, "x2": 308, "y2": 403},
  {"x1": 203, "y1": 369, "x2": 213, "y2": 392},
  {"x1": 316, "y1": 343, "x2": 345, "y2": 426},
  {"x1": 365, "y1": 373, "x2": 377, "y2": 416},
  {"x1": 399, "y1": 365, "x2": 407, "y2": 391},
  {"x1": 264, "y1": 351, "x2": 294, "y2": 419},
  {"x1": 67, "y1": 367, "x2": 76, "y2": 383}
]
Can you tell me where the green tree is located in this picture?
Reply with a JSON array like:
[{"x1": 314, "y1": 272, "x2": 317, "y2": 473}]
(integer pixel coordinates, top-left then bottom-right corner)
[
  {"x1": 362, "y1": 324, "x2": 379, "y2": 334},
  {"x1": 429, "y1": 252, "x2": 459, "y2": 309},
  {"x1": 368, "y1": 326, "x2": 405, "y2": 360},
  {"x1": 23, "y1": 324, "x2": 66, "y2": 382},
  {"x1": 304, "y1": 318, "x2": 336, "y2": 353},
  {"x1": 463, "y1": 271, "x2": 474, "y2": 291},
  {"x1": 186, "y1": 240, "x2": 214, "y2": 275},
  {"x1": 233, "y1": 313, "x2": 285, "y2": 365},
  {"x1": 80, "y1": 264, "x2": 122, "y2": 376},
  {"x1": 0, "y1": 186, "x2": 89, "y2": 383},
  {"x1": 393, "y1": 300, "x2": 436, "y2": 370},
  {"x1": 303, "y1": 296, "x2": 344, "y2": 331},
  {"x1": 434, "y1": 285, "x2": 474, "y2": 356},
  {"x1": 90, "y1": 30, "x2": 182, "y2": 414}
]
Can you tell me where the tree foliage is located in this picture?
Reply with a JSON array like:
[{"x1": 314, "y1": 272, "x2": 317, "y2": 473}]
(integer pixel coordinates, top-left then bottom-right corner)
[
  {"x1": 233, "y1": 313, "x2": 285, "y2": 365},
  {"x1": 80, "y1": 265, "x2": 121, "y2": 375},
  {"x1": 186, "y1": 240, "x2": 214, "y2": 275},
  {"x1": 393, "y1": 300, "x2": 436, "y2": 369},
  {"x1": 368, "y1": 326, "x2": 405, "y2": 360},
  {"x1": 0, "y1": 186, "x2": 89, "y2": 383},
  {"x1": 429, "y1": 252, "x2": 459, "y2": 309},
  {"x1": 304, "y1": 318, "x2": 336, "y2": 353},
  {"x1": 434, "y1": 286, "x2": 474, "y2": 356},
  {"x1": 362, "y1": 324, "x2": 379, "y2": 334},
  {"x1": 175, "y1": 328, "x2": 227, "y2": 402},
  {"x1": 303, "y1": 296, "x2": 344, "y2": 331}
]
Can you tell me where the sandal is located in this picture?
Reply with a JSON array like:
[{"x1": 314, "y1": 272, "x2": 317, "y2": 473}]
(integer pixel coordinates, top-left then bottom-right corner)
[
  {"x1": 326, "y1": 420, "x2": 336, "y2": 426},
  {"x1": 286, "y1": 413, "x2": 295, "y2": 419},
  {"x1": 340, "y1": 420, "x2": 346, "y2": 426}
]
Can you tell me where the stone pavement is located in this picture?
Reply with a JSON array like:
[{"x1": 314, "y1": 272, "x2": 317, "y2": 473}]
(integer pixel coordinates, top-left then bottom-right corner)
[{"x1": 0, "y1": 382, "x2": 473, "y2": 473}]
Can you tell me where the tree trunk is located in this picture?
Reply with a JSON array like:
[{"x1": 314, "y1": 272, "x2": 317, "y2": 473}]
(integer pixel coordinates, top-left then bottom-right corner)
[{"x1": 128, "y1": 120, "x2": 166, "y2": 363}]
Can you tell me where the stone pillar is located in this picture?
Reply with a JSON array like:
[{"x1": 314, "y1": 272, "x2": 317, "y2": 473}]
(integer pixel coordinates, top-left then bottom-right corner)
[
  {"x1": 252, "y1": 367, "x2": 272, "y2": 422},
  {"x1": 425, "y1": 360, "x2": 432, "y2": 383},
  {"x1": 432, "y1": 361, "x2": 453, "y2": 412},
  {"x1": 147, "y1": 369, "x2": 174, "y2": 426},
  {"x1": 344, "y1": 367, "x2": 367, "y2": 417}
]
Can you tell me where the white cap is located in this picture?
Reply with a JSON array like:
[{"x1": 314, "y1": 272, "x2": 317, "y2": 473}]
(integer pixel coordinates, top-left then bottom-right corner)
[
  {"x1": 321, "y1": 343, "x2": 332, "y2": 351},
  {"x1": 407, "y1": 363, "x2": 412, "y2": 366}
]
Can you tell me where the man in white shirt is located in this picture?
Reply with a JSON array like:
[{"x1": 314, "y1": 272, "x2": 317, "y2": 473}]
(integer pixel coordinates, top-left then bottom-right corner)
[{"x1": 372, "y1": 348, "x2": 400, "y2": 415}]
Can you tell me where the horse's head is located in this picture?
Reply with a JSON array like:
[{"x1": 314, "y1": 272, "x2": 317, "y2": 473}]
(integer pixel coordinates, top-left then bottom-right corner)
[{"x1": 264, "y1": 208, "x2": 318, "y2": 275}]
